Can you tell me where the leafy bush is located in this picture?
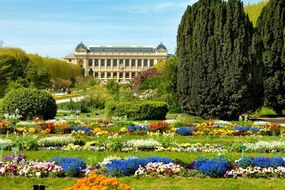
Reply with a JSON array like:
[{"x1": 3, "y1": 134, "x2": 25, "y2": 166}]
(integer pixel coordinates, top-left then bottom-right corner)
[
  {"x1": 176, "y1": 127, "x2": 195, "y2": 136},
  {"x1": 51, "y1": 157, "x2": 86, "y2": 177},
  {"x1": 194, "y1": 158, "x2": 230, "y2": 177},
  {"x1": 105, "y1": 101, "x2": 168, "y2": 120},
  {"x1": 2, "y1": 88, "x2": 57, "y2": 120},
  {"x1": 106, "y1": 156, "x2": 173, "y2": 177}
]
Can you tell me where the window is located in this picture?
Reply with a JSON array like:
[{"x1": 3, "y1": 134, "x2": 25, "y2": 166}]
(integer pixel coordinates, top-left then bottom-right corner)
[
  {"x1": 113, "y1": 59, "x2": 117, "y2": 67},
  {"x1": 131, "y1": 59, "x2": 136, "y2": 67},
  {"x1": 143, "y1": 59, "x2": 148, "y2": 67},
  {"x1": 132, "y1": 72, "x2": 136, "y2": 78},
  {"x1": 101, "y1": 59, "x2": 105, "y2": 66},
  {"x1": 138, "y1": 59, "x2": 142, "y2": 67},
  {"x1": 125, "y1": 59, "x2": 130, "y2": 67},
  {"x1": 95, "y1": 59, "x2": 99, "y2": 66},
  {"x1": 125, "y1": 72, "x2": 130, "y2": 78},
  {"x1": 150, "y1": 59, "x2": 154, "y2": 67},
  {"x1": 107, "y1": 72, "x2": 111, "y2": 78},
  {"x1": 95, "y1": 72, "x2": 99, "y2": 78},
  {"x1": 101, "y1": 72, "x2": 105, "y2": 78},
  {"x1": 89, "y1": 68, "x2": 93, "y2": 76},
  {"x1": 107, "y1": 59, "x2": 111, "y2": 66},
  {"x1": 69, "y1": 59, "x2": 72, "y2": 62},
  {"x1": 119, "y1": 59, "x2": 124, "y2": 65},
  {"x1": 113, "y1": 72, "x2": 117, "y2": 78},
  {"x1": 88, "y1": 59, "x2": 93, "y2": 67},
  {"x1": 119, "y1": 72, "x2": 123, "y2": 78}
]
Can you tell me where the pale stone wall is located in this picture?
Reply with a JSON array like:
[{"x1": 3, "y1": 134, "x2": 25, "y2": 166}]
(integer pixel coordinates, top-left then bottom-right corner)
[{"x1": 64, "y1": 45, "x2": 168, "y2": 83}]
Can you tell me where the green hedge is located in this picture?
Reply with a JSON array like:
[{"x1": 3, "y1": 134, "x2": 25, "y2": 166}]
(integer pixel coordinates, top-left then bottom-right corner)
[
  {"x1": 105, "y1": 101, "x2": 169, "y2": 120},
  {"x1": 2, "y1": 88, "x2": 57, "y2": 120}
]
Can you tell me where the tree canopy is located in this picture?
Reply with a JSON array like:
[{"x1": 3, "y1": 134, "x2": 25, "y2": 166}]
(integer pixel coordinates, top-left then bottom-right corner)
[{"x1": 177, "y1": 0, "x2": 263, "y2": 119}]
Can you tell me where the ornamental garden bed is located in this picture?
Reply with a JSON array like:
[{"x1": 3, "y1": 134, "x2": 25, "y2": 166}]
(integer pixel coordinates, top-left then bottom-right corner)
[{"x1": 0, "y1": 118, "x2": 284, "y2": 189}]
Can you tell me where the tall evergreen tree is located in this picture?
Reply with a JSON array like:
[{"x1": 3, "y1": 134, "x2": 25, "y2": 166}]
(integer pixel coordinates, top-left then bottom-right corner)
[
  {"x1": 256, "y1": 0, "x2": 285, "y2": 115},
  {"x1": 177, "y1": 0, "x2": 263, "y2": 119}
]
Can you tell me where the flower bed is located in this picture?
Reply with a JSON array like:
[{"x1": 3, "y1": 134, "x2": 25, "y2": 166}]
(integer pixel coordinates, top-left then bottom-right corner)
[{"x1": 66, "y1": 172, "x2": 132, "y2": 190}]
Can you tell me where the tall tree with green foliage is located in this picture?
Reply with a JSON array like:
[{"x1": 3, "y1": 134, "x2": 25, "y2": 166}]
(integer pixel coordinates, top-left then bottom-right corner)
[
  {"x1": 177, "y1": 0, "x2": 263, "y2": 119},
  {"x1": 256, "y1": 0, "x2": 285, "y2": 115}
]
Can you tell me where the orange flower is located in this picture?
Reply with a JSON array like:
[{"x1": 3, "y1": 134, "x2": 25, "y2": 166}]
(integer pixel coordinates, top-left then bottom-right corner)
[{"x1": 66, "y1": 172, "x2": 132, "y2": 190}]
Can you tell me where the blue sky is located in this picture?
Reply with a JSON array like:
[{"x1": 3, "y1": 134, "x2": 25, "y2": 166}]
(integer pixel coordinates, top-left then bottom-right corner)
[{"x1": 0, "y1": 0, "x2": 261, "y2": 58}]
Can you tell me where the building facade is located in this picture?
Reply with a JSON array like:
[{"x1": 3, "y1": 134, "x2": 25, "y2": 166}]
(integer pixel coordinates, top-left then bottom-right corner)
[{"x1": 64, "y1": 42, "x2": 168, "y2": 83}]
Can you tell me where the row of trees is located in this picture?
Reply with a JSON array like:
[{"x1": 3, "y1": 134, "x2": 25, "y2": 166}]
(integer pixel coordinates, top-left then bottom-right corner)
[
  {"x1": 177, "y1": 0, "x2": 284, "y2": 119},
  {"x1": 0, "y1": 48, "x2": 82, "y2": 97}
]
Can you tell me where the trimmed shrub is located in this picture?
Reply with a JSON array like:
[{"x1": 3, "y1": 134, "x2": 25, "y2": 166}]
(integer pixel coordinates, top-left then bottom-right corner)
[
  {"x1": 176, "y1": 127, "x2": 195, "y2": 136},
  {"x1": 105, "y1": 101, "x2": 168, "y2": 120},
  {"x1": 50, "y1": 157, "x2": 86, "y2": 177},
  {"x1": 2, "y1": 88, "x2": 57, "y2": 120}
]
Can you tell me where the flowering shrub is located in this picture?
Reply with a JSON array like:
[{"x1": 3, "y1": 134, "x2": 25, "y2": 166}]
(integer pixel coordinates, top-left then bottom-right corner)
[
  {"x1": 69, "y1": 126, "x2": 92, "y2": 135},
  {"x1": 236, "y1": 157, "x2": 252, "y2": 168},
  {"x1": 149, "y1": 122, "x2": 169, "y2": 133},
  {"x1": 5, "y1": 154, "x2": 26, "y2": 164},
  {"x1": 92, "y1": 128, "x2": 109, "y2": 135},
  {"x1": 127, "y1": 125, "x2": 149, "y2": 132},
  {"x1": 66, "y1": 172, "x2": 132, "y2": 190},
  {"x1": 243, "y1": 141, "x2": 285, "y2": 153},
  {"x1": 0, "y1": 120, "x2": 9, "y2": 134},
  {"x1": 0, "y1": 138, "x2": 12, "y2": 147},
  {"x1": 237, "y1": 156, "x2": 285, "y2": 169},
  {"x1": 0, "y1": 161, "x2": 63, "y2": 177},
  {"x1": 262, "y1": 124, "x2": 281, "y2": 136},
  {"x1": 176, "y1": 127, "x2": 195, "y2": 136},
  {"x1": 106, "y1": 157, "x2": 173, "y2": 177},
  {"x1": 38, "y1": 136, "x2": 76, "y2": 147},
  {"x1": 226, "y1": 166, "x2": 285, "y2": 178},
  {"x1": 194, "y1": 158, "x2": 230, "y2": 177},
  {"x1": 234, "y1": 126, "x2": 260, "y2": 133},
  {"x1": 135, "y1": 162, "x2": 184, "y2": 176},
  {"x1": 126, "y1": 139, "x2": 162, "y2": 150},
  {"x1": 51, "y1": 157, "x2": 87, "y2": 177}
]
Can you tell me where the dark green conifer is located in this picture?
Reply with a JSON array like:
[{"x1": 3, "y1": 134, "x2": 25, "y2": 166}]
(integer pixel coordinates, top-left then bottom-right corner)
[
  {"x1": 177, "y1": 0, "x2": 263, "y2": 119},
  {"x1": 256, "y1": 0, "x2": 285, "y2": 115}
]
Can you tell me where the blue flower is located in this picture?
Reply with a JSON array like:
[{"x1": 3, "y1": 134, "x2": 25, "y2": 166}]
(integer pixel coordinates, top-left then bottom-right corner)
[
  {"x1": 127, "y1": 125, "x2": 149, "y2": 131},
  {"x1": 107, "y1": 156, "x2": 173, "y2": 176},
  {"x1": 237, "y1": 157, "x2": 252, "y2": 168},
  {"x1": 50, "y1": 157, "x2": 86, "y2": 177},
  {"x1": 176, "y1": 127, "x2": 195, "y2": 136},
  {"x1": 194, "y1": 158, "x2": 229, "y2": 177},
  {"x1": 69, "y1": 126, "x2": 92, "y2": 135}
]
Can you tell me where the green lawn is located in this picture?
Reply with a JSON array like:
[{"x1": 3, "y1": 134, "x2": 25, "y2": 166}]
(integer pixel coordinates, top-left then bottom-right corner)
[
  {"x1": 0, "y1": 176, "x2": 284, "y2": 190},
  {"x1": 254, "y1": 107, "x2": 277, "y2": 117},
  {"x1": 3, "y1": 150, "x2": 284, "y2": 166}
]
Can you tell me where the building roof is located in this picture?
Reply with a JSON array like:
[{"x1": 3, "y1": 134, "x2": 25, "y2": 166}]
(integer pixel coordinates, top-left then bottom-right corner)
[
  {"x1": 64, "y1": 53, "x2": 75, "y2": 59},
  {"x1": 157, "y1": 42, "x2": 167, "y2": 51},
  {"x1": 75, "y1": 42, "x2": 88, "y2": 51},
  {"x1": 89, "y1": 46, "x2": 156, "y2": 53}
]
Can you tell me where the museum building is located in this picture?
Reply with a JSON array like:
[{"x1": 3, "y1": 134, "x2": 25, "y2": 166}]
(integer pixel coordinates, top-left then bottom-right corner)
[{"x1": 64, "y1": 42, "x2": 168, "y2": 83}]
